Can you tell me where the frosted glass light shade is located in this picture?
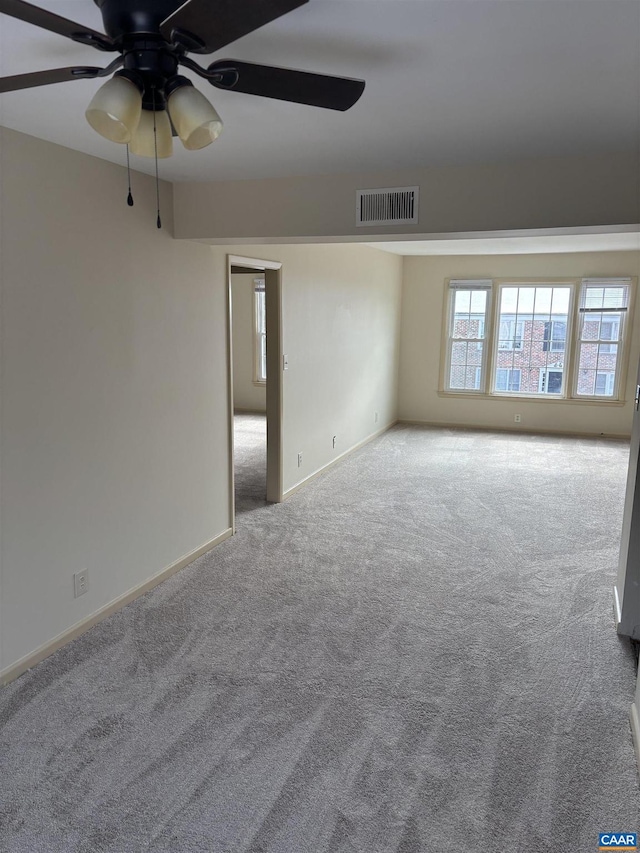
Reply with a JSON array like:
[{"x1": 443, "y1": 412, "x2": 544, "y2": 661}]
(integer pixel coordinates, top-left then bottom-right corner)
[
  {"x1": 168, "y1": 85, "x2": 223, "y2": 150},
  {"x1": 129, "y1": 109, "x2": 173, "y2": 158},
  {"x1": 85, "y1": 75, "x2": 142, "y2": 144}
]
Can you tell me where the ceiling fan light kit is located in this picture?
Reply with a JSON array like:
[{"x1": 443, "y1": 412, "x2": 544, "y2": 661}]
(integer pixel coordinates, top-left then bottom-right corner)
[
  {"x1": 167, "y1": 78, "x2": 223, "y2": 151},
  {"x1": 85, "y1": 70, "x2": 143, "y2": 144},
  {"x1": 86, "y1": 51, "x2": 224, "y2": 156}
]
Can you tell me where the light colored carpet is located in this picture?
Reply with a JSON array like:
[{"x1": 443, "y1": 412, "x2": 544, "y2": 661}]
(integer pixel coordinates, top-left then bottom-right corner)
[
  {"x1": 1, "y1": 421, "x2": 639, "y2": 852},
  {"x1": 234, "y1": 413, "x2": 267, "y2": 516}
]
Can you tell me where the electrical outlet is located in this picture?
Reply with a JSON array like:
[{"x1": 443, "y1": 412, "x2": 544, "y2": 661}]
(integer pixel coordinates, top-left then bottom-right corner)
[
  {"x1": 332, "y1": 435, "x2": 337, "y2": 448},
  {"x1": 297, "y1": 452, "x2": 303, "y2": 467},
  {"x1": 514, "y1": 414, "x2": 522, "y2": 423},
  {"x1": 74, "y1": 570, "x2": 89, "y2": 598}
]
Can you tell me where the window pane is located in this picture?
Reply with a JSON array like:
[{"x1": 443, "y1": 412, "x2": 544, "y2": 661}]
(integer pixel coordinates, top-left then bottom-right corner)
[
  {"x1": 469, "y1": 290, "x2": 487, "y2": 314},
  {"x1": 539, "y1": 369, "x2": 563, "y2": 394},
  {"x1": 453, "y1": 290, "x2": 471, "y2": 315},
  {"x1": 449, "y1": 341, "x2": 483, "y2": 390},
  {"x1": 578, "y1": 370, "x2": 597, "y2": 396},
  {"x1": 595, "y1": 372, "x2": 614, "y2": 396},
  {"x1": 452, "y1": 291, "x2": 487, "y2": 340},
  {"x1": 498, "y1": 319, "x2": 523, "y2": 350},
  {"x1": 496, "y1": 285, "x2": 570, "y2": 396},
  {"x1": 512, "y1": 370, "x2": 522, "y2": 392},
  {"x1": 256, "y1": 290, "x2": 266, "y2": 335},
  {"x1": 581, "y1": 285, "x2": 627, "y2": 310},
  {"x1": 551, "y1": 321, "x2": 566, "y2": 351},
  {"x1": 582, "y1": 317, "x2": 601, "y2": 341},
  {"x1": 496, "y1": 368, "x2": 521, "y2": 392},
  {"x1": 547, "y1": 371, "x2": 563, "y2": 394},
  {"x1": 254, "y1": 280, "x2": 267, "y2": 382},
  {"x1": 259, "y1": 333, "x2": 267, "y2": 381},
  {"x1": 453, "y1": 316, "x2": 485, "y2": 339}
]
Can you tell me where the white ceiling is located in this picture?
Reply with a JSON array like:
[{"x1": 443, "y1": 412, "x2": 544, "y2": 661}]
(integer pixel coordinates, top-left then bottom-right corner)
[{"x1": 0, "y1": 0, "x2": 638, "y2": 183}]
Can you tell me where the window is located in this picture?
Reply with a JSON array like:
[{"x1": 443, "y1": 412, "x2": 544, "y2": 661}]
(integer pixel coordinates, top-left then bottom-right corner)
[
  {"x1": 494, "y1": 284, "x2": 570, "y2": 396},
  {"x1": 542, "y1": 321, "x2": 566, "y2": 352},
  {"x1": 575, "y1": 281, "x2": 629, "y2": 399},
  {"x1": 498, "y1": 319, "x2": 524, "y2": 350},
  {"x1": 538, "y1": 369, "x2": 563, "y2": 395},
  {"x1": 445, "y1": 281, "x2": 491, "y2": 392},
  {"x1": 253, "y1": 278, "x2": 266, "y2": 384},
  {"x1": 599, "y1": 319, "x2": 619, "y2": 354},
  {"x1": 443, "y1": 278, "x2": 633, "y2": 402},
  {"x1": 495, "y1": 368, "x2": 521, "y2": 392},
  {"x1": 595, "y1": 372, "x2": 616, "y2": 396}
]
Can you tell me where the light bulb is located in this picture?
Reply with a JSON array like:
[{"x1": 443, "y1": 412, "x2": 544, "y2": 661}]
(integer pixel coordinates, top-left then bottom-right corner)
[
  {"x1": 167, "y1": 79, "x2": 223, "y2": 151},
  {"x1": 85, "y1": 73, "x2": 142, "y2": 144},
  {"x1": 129, "y1": 109, "x2": 173, "y2": 158}
]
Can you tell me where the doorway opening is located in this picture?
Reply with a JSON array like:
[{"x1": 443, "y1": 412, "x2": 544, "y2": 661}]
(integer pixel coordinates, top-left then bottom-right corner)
[{"x1": 227, "y1": 255, "x2": 283, "y2": 532}]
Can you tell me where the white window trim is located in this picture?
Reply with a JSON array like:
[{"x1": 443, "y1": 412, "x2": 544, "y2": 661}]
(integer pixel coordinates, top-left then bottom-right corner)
[{"x1": 439, "y1": 277, "x2": 635, "y2": 404}]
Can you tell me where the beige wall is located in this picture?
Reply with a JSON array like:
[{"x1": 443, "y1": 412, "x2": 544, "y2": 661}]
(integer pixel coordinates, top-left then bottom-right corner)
[
  {"x1": 230, "y1": 273, "x2": 266, "y2": 412},
  {"x1": 173, "y1": 153, "x2": 639, "y2": 242},
  {"x1": 216, "y1": 244, "x2": 403, "y2": 494},
  {"x1": 398, "y1": 251, "x2": 640, "y2": 437},
  {"x1": 0, "y1": 133, "x2": 402, "y2": 676},
  {"x1": 0, "y1": 129, "x2": 231, "y2": 674}
]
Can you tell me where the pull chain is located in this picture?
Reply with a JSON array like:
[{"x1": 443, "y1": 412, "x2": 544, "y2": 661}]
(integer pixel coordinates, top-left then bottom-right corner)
[
  {"x1": 126, "y1": 144, "x2": 134, "y2": 206},
  {"x1": 152, "y1": 87, "x2": 162, "y2": 229}
]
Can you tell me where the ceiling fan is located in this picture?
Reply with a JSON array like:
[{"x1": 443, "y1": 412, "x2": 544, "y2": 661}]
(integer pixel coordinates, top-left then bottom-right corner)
[{"x1": 0, "y1": 0, "x2": 366, "y2": 158}]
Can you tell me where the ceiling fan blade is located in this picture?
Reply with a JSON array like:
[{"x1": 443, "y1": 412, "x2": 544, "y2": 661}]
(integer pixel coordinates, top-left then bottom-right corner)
[
  {"x1": 206, "y1": 60, "x2": 365, "y2": 111},
  {"x1": 0, "y1": 66, "x2": 103, "y2": 94},
  {"x1": 0, "y1": 0, "x2": 115, "y2": 50},
  {"x1": 160, "y1": 0, "x2": 308, "y2": 54}
]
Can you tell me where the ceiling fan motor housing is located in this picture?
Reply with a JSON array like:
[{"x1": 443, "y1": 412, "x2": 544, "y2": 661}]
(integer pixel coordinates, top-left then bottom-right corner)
[
  {"x1": 93, "y1": 0, "x2": 182, "y2": 41},
  {"x1": 94, "y1": 0, "x2": 190, "y2": 110},
  {"x1": 122, "y1": 38, "x2": 179, "y2": 101}
]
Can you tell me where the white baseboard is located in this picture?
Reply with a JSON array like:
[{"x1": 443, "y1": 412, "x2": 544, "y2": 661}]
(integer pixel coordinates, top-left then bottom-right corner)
[
  {"x1": 397, "y1": 418, "x2": 630, "y2": 441},
  {"x1": 630, "y1": 702, "x2": 640, "y2": 772},
  {"x1": 282, "y1": 421, "x2": 397, "y2": 500},
  {"x1": 0, "y1": 528, "x2": 233, "y2": 686}
]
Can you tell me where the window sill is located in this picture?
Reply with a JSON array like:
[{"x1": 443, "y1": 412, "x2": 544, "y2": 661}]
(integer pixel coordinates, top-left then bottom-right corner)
[
  {"x1": 437, "y1": 390, "x2": 626, "y2": 407},
  {"x1": 253, "y1": 380, "x2": 267, "y2": 387}
]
